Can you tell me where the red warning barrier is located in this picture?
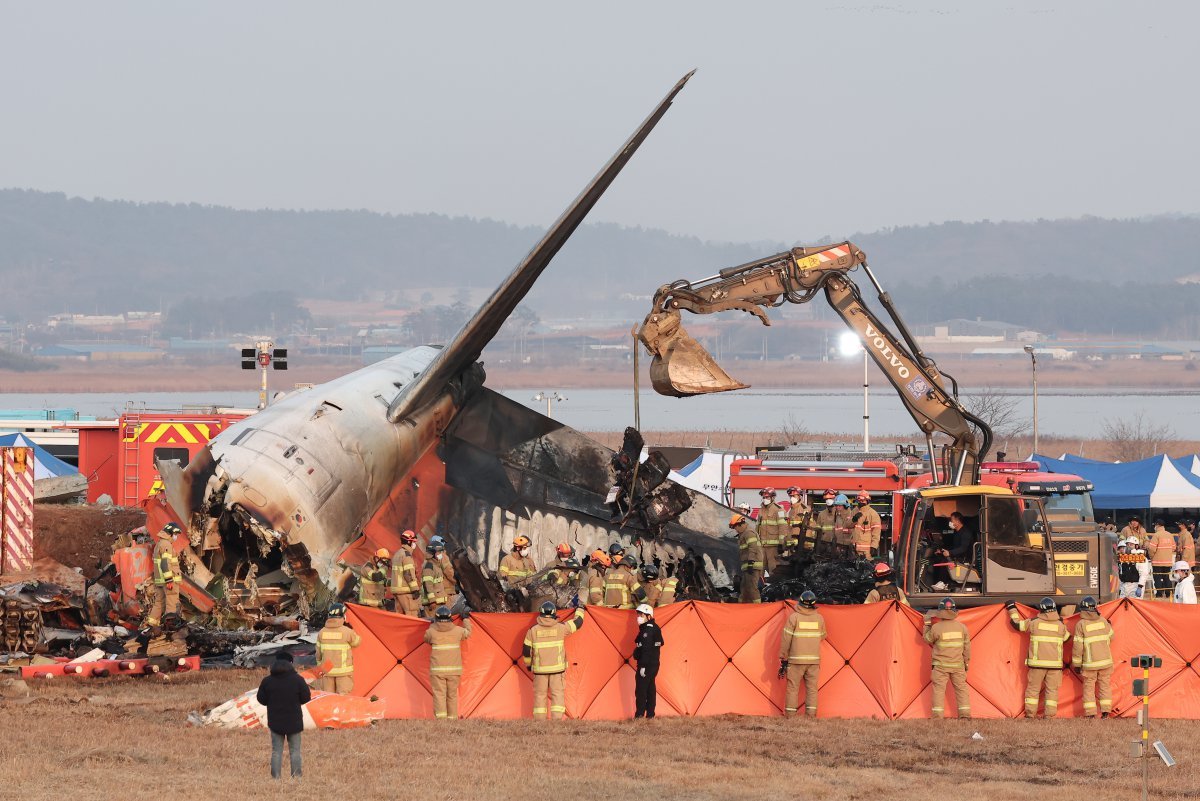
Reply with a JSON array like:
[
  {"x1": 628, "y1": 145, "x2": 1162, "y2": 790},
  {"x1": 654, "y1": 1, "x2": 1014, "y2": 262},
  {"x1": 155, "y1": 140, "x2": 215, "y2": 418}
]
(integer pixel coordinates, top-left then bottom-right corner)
[{"x1": 346, "y1": 599, "x2": 1200, "y2": 720}]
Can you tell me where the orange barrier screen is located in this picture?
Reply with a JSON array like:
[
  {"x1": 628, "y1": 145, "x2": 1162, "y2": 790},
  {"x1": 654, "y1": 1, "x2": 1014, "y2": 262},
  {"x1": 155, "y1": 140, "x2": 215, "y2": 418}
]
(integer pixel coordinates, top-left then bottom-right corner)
[{"x1": 346, "y1": 599, "x2": 1200, "y2": 720}]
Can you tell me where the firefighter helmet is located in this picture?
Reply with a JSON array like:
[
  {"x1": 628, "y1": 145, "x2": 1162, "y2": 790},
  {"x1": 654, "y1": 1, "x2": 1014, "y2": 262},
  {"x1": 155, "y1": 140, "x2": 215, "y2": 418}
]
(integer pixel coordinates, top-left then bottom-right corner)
[
  {"x1": 760, "y1": 487, "x2": 776, "y2": 499},
  {"x1": 641, "y1": 563, "x2": 659, "y2": 580},
  {"x1": 160, "y1": 522, "x2": 181, "y2": 537},
  {"x1": 513, "y1": 535, "x2": 531, "y2": 549},
  {"x1": 399, "y1": 529, "x2": 417, "y2": 545},
  {"x1": 823, "y1": 489, "x2": 837, "y2": 498},
  {"x1": 787, "y1": 486, "x2": 800, "y2": 495},
  {"x1": 872, "y1": 562, "x2": 894, "y2": 579},
  {"x1": 327, "y1": 602, "x2": 347, "y2": 619},
  {"x1": 608, "y1": 543, "x2": 625, "y2": 556},
  {"x1": 538, "y1": 601, "x2": 556, "y2": 617},
  {"x1": 621, "y1": 555, "x2": 639, "y2": 570},
  {"x1": 1038, "y1": 597, "x2": 1056, "y2": 613},
  {"x1": 555, "y1": 543, "x2": 574, "y2": 558},
  {"x1": 799, "y1": 591, "x2": 817, "y2": 608},
  {"x1": 435, "y1": 606, "x2": 452, "y2": 621},
  {"x1": 563, "y1": 558, "x2": 581, "y2": 571},
  {"x1": 729, "y1": 514, "x2": 747, "y2": 528},
  {"x1": 856, "y1": 491, "x2": 871, "y2": 504},
  {"x1": 937, "y1": 597, "x2": 957, "y2": 613},
  {"x1": 1079, "y1": 596, "x2": 1098, "y2": 612},
  {"x1": 374, "y1": 548, "x2": 391, "y2": 560},
  {"x1": 636, "y1": 603, "x2": 654, "y2": 616},
  {"x1": 590, "y1": 549, "x2": 612, "y2": 568},
  {"x1": 833, "y1": 493, "x2": 850, "y2": 507}
]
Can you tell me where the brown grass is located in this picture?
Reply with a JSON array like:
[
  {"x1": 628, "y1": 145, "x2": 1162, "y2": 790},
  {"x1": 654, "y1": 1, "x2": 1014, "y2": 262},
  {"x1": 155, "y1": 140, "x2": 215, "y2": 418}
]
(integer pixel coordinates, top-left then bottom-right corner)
[
  {"x1": 1, "y1": 669, "x2": 1194, "y2": 801},
  {"x1": 585, "y1": 430, "x2": 1200, "y2": 461},
  {"x1": 2, "y1": 354, "x2": 1198, "y2": 393}
]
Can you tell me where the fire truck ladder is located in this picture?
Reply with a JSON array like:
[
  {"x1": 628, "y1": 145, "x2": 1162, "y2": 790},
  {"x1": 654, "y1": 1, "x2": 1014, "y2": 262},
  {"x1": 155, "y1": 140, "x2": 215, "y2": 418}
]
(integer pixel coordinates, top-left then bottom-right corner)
[{"x1": 122, "y1": 411, "x2": 142, "y2": 507}]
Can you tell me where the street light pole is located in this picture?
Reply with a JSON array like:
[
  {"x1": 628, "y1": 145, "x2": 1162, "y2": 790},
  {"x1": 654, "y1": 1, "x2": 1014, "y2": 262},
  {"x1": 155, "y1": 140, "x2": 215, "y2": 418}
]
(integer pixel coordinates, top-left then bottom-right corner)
[
  {"x1": 532, "y1": 391, "x2": 567, "y2": 419},
  {"x1": 839, "y1": 331, "x2": 869, "y2": 451},
  {"x1": 862, "y1": 347, "x2": 870, "y2": 452},
  {"x1": 1024, "y1": 345, "x2": 1038, "y2": 455}
]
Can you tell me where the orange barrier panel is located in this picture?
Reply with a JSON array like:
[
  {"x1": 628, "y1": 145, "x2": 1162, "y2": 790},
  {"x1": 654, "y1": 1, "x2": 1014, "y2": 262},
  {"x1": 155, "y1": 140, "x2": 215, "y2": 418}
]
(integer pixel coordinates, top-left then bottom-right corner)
[{"x1": 346, "y1": 599, "x2": 1200, "y2": 720}]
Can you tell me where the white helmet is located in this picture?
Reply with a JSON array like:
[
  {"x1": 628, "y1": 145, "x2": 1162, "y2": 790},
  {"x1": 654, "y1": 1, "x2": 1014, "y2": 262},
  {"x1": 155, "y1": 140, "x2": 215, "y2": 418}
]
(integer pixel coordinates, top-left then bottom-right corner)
[
  {"x1": 1173, "y1": 560, "x2": 1192, "y2": 573},
  {"x1": 635, "y1": 603, "x2": 654, "y2": 616},
  {"x1": 1123, "y1": 537, "x2": 1140, "y2": 548}
]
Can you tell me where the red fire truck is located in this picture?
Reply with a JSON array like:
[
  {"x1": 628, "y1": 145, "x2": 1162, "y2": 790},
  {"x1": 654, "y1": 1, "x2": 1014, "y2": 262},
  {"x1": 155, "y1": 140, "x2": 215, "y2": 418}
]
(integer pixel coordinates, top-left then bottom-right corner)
[
  {"x1": 727, "y1": 445, "x2": 924, "y2": 544},
  {"x1": 76, "y1": 408, "x2": 252, "y2": 506}
]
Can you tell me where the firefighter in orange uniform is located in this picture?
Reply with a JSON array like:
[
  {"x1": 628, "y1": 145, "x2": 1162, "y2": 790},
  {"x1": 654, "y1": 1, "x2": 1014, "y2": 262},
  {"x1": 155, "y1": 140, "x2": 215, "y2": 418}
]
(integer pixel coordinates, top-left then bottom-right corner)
[
  {"x1": 851, "y1": 491, "x2": 882, "y2": 557},
  {"x1": 146, "y1": 522, "x2": 182, "y2": 626},
  {"x1": 757, "y1": 487, "x2": 788, "y2": 574},
  {"x1": 1178, "y1": 520, "x2": 1196, "y2": 569},
  {"x1": 785, "y1": 487, "x2": 810, "y2": 553},
  {"x1": 732, "y1": 514, "x2": 763, "y2": 603},
  {"x1": 356, "y1": 549, "x2": 390, "y2": 608},
  {"x1": 390, "y1": 531, "x2": 422, "y2": 617},
  {"x1": 546, "y1": 543, "x2": 576, "y2": 584},
  {"x1": 604, "y1": 555, "x2": 640, "y2": 609},
  {"x1": 422, "y1": 540, "x2": 450, "y2": 617},
  {"x1": 1007, "y1": 597, "x2": 1071, "y2": 718},
  {"x1": 1145, "y1": 520, "x2": 1177, "y2": 599},
  {"x1": 523, "y1": 601, "x2": 586, "y2": 720},
  {"x1": 1070, "y1": 596, "x2": 1114, "y2": 718},
  {"x1": 655, "y1": 567, "x2": 679, "y2": 606},
  {"x1": 778, "y1": 590, "x2": 826, "y2": 717},
  {"x1": 316, "y1": 602, "x2": 362, "y2": 694},
  {"x1": 584, "y1": 550, "x2": 611, "y2": 606},
  {"x1": 863, "y1": 562, "x2": 908, "y2": 605},
  {"x1": 923, "y1": 597, "x2": 971, "y2": 719},
  {"x1": 424, "y1": 605, "x2": 472, "y2": 719},
  {"x1": 499, "y1": 535, "x2": 537, "y2": 588},
  {"x1": 635, "y1": 563, "x2": 662, "y2": 606}
]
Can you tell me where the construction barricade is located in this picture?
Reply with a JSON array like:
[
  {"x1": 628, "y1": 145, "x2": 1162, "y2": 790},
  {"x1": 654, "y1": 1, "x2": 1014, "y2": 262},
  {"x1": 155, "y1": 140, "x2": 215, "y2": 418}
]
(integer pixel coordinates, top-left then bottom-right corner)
[
  {"x1": 346, "y1": 599, "x2": 1200, "y2": 720},
  {"x1": 1, "y1": 446, "x2": 35, "y2": 575}
]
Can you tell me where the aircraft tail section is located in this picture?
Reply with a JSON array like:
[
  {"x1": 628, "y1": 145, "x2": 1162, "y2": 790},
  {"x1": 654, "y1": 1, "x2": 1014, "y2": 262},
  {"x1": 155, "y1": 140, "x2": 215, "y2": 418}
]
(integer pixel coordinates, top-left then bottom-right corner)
[{"x1": 387, "y1": 70, "x2": 694, "y2": 423}]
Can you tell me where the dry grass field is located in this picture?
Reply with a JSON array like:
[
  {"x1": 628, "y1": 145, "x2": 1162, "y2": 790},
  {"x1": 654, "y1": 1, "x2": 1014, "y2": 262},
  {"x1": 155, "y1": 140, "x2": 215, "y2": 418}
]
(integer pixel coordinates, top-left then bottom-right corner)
[{"x1": 2, "y1": 669, "x2": 1196, "y2": 801}]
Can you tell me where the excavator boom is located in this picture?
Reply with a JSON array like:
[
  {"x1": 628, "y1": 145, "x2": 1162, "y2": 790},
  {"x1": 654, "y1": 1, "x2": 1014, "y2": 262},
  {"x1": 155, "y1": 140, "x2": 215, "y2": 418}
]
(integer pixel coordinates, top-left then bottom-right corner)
[{"x1": 636, "y1": 242, "x2": 992, "y2": 485}]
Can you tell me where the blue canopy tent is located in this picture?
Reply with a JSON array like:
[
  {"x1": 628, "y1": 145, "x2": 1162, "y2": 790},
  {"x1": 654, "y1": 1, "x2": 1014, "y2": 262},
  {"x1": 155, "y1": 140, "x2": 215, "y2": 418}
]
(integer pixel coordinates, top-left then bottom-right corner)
[
  {"x1": 0, "y1": 432, "x2": 79, "y2": 480},
  {"x1": 1033, "y1": 453, "x2": 1200, "y2": 509}
]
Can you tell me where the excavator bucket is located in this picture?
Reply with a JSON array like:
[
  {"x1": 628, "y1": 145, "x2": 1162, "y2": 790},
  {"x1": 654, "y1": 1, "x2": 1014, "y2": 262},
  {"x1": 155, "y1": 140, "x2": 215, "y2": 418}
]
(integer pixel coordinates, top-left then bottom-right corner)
[{"x1": 638, "y1": 308, "x2": 749, "y2": 396}]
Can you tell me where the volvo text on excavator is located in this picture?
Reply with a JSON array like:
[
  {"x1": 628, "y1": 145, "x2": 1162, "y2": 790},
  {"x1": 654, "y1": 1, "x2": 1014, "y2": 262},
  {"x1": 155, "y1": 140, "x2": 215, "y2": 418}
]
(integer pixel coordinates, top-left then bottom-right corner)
[{"x1": 636, "y1": 244, "x2": 1115, "y2": 606}]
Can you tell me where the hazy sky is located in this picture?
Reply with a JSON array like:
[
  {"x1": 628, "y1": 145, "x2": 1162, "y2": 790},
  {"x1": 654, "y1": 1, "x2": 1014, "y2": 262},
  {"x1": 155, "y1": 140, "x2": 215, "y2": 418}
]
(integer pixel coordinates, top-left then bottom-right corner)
[{"x1": 2, "y1": 2, "x2": 1196, "y2": 243}]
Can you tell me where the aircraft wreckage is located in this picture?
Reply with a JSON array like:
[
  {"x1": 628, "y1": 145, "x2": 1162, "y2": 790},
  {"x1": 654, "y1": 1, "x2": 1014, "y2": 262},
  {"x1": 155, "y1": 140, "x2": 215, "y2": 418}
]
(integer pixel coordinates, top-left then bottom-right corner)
[{"x1": 157, "y1": 71, "x2": 738, "y2": 614}]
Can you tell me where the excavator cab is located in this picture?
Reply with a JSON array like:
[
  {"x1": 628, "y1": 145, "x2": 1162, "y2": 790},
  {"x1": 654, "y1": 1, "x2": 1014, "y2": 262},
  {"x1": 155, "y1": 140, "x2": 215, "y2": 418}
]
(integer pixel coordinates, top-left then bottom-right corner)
[{"x1": 896, "y1": 485, "x2": 1056, "y2": 608}]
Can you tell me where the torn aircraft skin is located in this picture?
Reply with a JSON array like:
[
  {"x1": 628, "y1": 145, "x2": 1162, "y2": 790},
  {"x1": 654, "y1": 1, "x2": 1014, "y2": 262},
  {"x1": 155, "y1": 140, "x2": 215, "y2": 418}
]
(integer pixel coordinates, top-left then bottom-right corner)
[{"x1": 159, "y1": 71, "x2": 737, "y2": 603}]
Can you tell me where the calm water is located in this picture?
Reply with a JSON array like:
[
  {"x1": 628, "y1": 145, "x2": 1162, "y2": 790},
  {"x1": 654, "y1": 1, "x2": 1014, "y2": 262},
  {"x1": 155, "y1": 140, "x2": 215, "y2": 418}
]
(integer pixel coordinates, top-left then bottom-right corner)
[{"x1": 0, "y1": 388, "x2": 1195, "y2": 439}]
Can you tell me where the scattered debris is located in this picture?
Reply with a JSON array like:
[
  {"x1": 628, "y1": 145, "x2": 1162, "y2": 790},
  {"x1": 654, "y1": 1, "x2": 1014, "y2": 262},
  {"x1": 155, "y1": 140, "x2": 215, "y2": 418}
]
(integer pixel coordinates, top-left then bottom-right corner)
[
  {"x1": 189, "y1": 676, "x2": 384, "y2": 730},
  {"x1": 762, "y1": 552, "x2": 876, "y2": 604}
]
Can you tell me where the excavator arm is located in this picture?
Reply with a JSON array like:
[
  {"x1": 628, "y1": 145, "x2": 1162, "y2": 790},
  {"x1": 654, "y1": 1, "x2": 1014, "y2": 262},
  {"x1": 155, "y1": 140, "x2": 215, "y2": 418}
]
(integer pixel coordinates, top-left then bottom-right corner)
[{"x1": 636, "y1": 242, "x2": 992, "y2": 485}]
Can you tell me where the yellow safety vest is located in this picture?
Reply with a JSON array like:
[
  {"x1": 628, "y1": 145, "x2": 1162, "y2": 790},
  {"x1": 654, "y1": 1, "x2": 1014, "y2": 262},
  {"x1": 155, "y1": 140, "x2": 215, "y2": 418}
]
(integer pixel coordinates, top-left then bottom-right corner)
[{"x1": 152, "y1": 540, "x2": 180, "y2": 585}]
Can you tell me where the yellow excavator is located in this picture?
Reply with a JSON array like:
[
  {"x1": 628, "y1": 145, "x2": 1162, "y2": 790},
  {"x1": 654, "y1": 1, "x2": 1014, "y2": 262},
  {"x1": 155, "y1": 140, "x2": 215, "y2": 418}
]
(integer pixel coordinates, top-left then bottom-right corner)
[{"x1": 637, "y1": 243, "x2": 1114, "y2": 606}]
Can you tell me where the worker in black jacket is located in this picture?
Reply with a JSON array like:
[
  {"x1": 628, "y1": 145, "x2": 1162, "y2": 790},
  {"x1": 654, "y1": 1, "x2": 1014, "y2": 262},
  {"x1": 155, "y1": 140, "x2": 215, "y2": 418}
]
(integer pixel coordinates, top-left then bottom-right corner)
[
  {"x1": 255, "y1": 651, "x2": 312, "y2": 780},
  {"x1": 632, "y1": 603, "x2": 664, "y2": 719}
]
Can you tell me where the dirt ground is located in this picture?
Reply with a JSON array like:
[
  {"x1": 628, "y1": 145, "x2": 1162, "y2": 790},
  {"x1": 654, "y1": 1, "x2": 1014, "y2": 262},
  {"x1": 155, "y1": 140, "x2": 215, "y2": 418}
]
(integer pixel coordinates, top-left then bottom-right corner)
[
  {"x1": 0, "y1": 669, "x2": 1193, "y2": 801},
  {"x1": 31, "y1": 504, "x2": 143, "y2": 579}
]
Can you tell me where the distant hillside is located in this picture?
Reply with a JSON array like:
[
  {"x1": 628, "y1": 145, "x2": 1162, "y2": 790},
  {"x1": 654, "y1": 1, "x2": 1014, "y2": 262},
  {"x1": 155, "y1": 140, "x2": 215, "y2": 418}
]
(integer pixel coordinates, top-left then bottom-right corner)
[
  {"x1": 853, "y1": 216, "x2": 1200, "y2": 286},
  {"x1": 0, "y1": 189, "x2": 764, "y2": 319},
  {"x1": 2, "y1": 189, "x2": 1199, "y2": 335}
]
